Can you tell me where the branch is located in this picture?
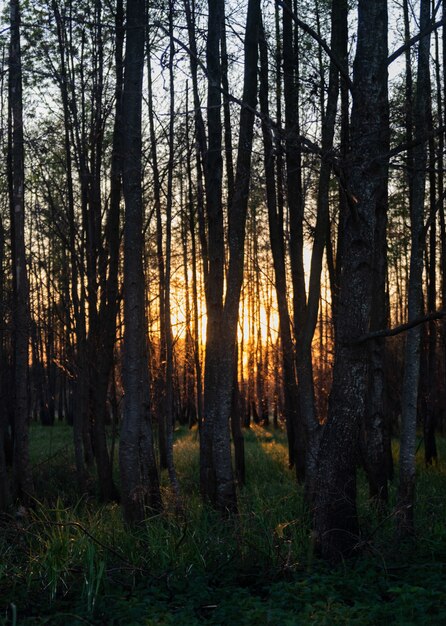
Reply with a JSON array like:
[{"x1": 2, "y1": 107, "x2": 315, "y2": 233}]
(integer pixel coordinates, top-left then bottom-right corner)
[
  {"x1": 153, "y1": 20, "x2": 291, "y2": 144},
  {"x1": 275, "y1": 0, "x2": 353, "y2": 93},
  {"x1": 350, "y1": 310, "x2": 446, "y2": 345},
  {"x1": 388, "y1": 17, "x2": 446, "y2": 66}
]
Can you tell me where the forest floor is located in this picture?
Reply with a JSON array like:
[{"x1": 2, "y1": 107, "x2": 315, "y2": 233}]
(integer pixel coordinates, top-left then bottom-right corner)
[{"x1": 1, "y1": 423, "x2": 446, "y2": 625}]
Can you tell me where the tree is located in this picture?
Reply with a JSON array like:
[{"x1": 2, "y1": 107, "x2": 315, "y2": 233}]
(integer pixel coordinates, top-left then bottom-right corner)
[
  {"x1": 282, "y1": 0, "x2": 307, "y2": 484},
  {"x1": 397, "y1": 0, "x2": 431, "y2": 537},
  {"x1": 200, "y1": 0, "x2": 261, "y2": 512},
  {"x1": 313, "y1": 0, "x2": 389, "y2": 560},
  {"x1": 258, "y1": 12, "x2": 301, "y2": 475},
  {"x1": 296, "y1": 0, "x2": 349, "y2": 497},
  {"x1": 120, "y1": 0, "x2": 162, "y2": 524},
  {"x1": 9, "y1": 0, "x2": 34, "y2": 503},
  {"x1": 0, "y1": 213, "x2": 9, "y2": 511}
]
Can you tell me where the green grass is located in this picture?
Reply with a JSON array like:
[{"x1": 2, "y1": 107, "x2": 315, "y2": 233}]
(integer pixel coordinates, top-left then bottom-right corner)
[{"x1": 1, "y1": 423, "x2": 446, "y2": 624}]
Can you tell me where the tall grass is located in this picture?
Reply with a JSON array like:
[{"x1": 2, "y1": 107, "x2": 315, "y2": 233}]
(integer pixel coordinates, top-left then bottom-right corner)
[{"x1": 1, "y1": 423, "x2": 446, "y2": 624}]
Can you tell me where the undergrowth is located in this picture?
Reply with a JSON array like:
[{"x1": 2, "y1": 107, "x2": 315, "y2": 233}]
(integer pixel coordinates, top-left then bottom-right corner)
[{"x1": 1, "y1": 423, "x2": 446, "y2": 624}]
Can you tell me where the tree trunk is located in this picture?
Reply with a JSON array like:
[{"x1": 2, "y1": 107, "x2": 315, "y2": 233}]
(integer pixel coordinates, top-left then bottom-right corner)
[
  {"x1": 397, "y1": 0, "x2": 431, "y2": 537},
  {"x1": 258, "y1": 17, "x2": 302, "y2": 472},
  {"x1": 363, "y1": 190, "x2": 390, "y2": 504},
  {"x1": 199, "y1": 0, "x2": 226, "y2": 506},
  {"x1": 9, "y1": 0, "x2": 34, "y2": 503},
  {"x1": 164, "y1": 0, "x2": 180, "y2": 501},
  {"x1": 120, "y1": 0, "x2": 162, "y2": 524},
  {"x1": 52, "y1": 0, "x2": 90, "y2": 490},
  {"x1": 0, "y1": 215, "x2": 10, "y2": 511},
  {"x1": 282, "y1": 0, "x2": 307, "y2": 483},
  {"x1": 89, "y1": 0, "x2": 124, "y2": 502},
  {"x1": 313, "y1": 0, "x2": 389, "y2": 560},
  {"x1": 299, "y1": 0, "x2": 349, "y2": 498},
  {"x1": 200, "y1": 0, "x2": 260, "y2": 513},
  {"x1": 147, "y1": 23, "x2": 168, "y2": 471},
  {"x1": 424, "y1": 90, "x2": 438, "y2": 466}
]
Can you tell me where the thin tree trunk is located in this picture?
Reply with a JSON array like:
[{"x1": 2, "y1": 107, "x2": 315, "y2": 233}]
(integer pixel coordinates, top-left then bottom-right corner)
[
  {"x1": 9, "y1": 0, "x2": 34, "y2": 503},
  {"x1": 185, "y1": 94, "x2": 203, "y2": 427},
  {"x1": 147, "y1": 25, "x2": 168, "y2": 470},
  {"x1": 259, "y1": 17, "x2": 301, "y2": 472},
  {"x1": 120, "y1": 0, "x2": 162, "y2": 524},
  {"x1": 282, "y1": 0, "x2": 307, "y2": 483},
  {"x1": 200, "y1": 0, "x2": 260, "y2": 512},
  {"x1": 299, "y1": 0, "x2": 349, "y2": 498},
  {"x1": 89, "y1": 0, "x2": 122, "y2": 502},
  {"x1": 200, "y1": 0, "x2": 225, "y2": 505},
  {"x1": 397, "y1": 0, "x2": 431, "y2": 537},
  {"x1": 164, "y1": 0, "x2": 181, "y2": 502},
  {"x1": 0, "y1": 215, "x2": 9, "y2": 511},
  {"x1": 52, "y1": 0, "x2": 90, "y2": 489}
]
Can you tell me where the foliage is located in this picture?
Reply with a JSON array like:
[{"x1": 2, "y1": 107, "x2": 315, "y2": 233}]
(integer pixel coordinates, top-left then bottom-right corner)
[{"x1": 1, "y1": 424, "x2": 446, "y2": 624}]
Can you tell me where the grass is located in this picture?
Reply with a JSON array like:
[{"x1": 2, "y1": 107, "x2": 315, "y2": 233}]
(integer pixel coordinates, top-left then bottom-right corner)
[{"x1": 1, "y1": 423, "x2": 446, "y2": 624}]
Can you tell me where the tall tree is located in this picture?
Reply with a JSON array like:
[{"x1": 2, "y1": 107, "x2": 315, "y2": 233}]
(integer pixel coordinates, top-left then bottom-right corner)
[
  {"x1": 120, "y1": 0, "x2": 162, "y2": 524},
  {"x1": 200, "y1": 0, "x2": 261, "y2": 512},
  {"x1": 259, "y1": 14, "x2": 301, "y2": 474},
  {"x1": 0, "y1": 214, "x2": 9, "y2": 511},
  {"x1": 164, "y1": 0, "x2": 180, "y2": 501},
  {"x1": 9, "y1": 0, "x2": 34, "y2": 503},
  {"x1": 282, "y1": 0, "x2": 307, "y2": 483},
  {"x1": 298, "y1": 0, "x2": 349, "y2": 496},
  {"x1": 397, "y1": 0, "x2": 431, "y2": 537},
  {"x1": 313, "y1": 0, "x2": 389, "y2": 560}
]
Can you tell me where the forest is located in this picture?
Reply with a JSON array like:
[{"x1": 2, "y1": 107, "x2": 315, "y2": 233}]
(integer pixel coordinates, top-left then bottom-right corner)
[{"x1": 2, "y1": 0, "x2": 446, "y2": 623}]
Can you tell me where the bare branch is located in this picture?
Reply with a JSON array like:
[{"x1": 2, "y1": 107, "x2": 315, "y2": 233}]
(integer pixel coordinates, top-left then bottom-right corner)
[
  {"x1": 388, "y1": 16, "x2": 446, "y2": 66},
  {"x1": 275, "y1": 0, "x2": 353, "y2": 93},
  {"x1": 349, "y1": 310, "x2": 446, "y2": 345}
]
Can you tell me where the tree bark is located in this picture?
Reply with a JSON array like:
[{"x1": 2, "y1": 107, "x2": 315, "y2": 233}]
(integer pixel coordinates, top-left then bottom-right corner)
[
  {"x1": 259, "y1": 17, "x2": 301, "y2": 472},
  {"x1": 299, "y1": 0, "x2": 349, "y2": 498},
  {"x1": 89, "y1": 0, "x2": 122, "y2": 503},
  {"x1": 313, "y1": 0, "x2": 389, "y2": 560},
  {"x1": 282, "y1": 0, "x2": 307, "y2": 483},
  {"x1": 397, "y1": 0, "x2": 431, "y2": 537},
  {"x1": 0, "y1": 215, "x2": 10, "y2": 511},
  {"x1": 164, "y1": 0, "x2": 181, "y2": 501},
  {"x1": 120, "y1": 0, "x2": 161, "y2": 524},
  {"x1": 363, "y1": 189, "x2": 390, "y2": 504},
  {"x1": 9, "y1": 0, "x2": 34, "y2": 503},
  {"x1": 200, "y1": 0, "x2": 260, "y2": 513}
]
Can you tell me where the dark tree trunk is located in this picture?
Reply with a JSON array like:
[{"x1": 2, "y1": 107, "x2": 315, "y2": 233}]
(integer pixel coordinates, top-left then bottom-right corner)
[
  {"x1": 313, "y1": 0, "x2": 389, "y2": 561},
  {"x1": 200, "y1": 0, "x2": 260, "y2": 513},
  {"x1": 441, "y1": 0, "x2": 446, "y2": 445},
  {"x1": 89, "y1": 0, "x2": 123, "y2": 503},
  {"x1": 298, "y1": 0, "x2": 349, "y2": 498},
  {"x1": 186, "y1": 132, "x2": 203, "y2": 429},
  {"x1": 231, "y1": 346, "x2": 245, "y2": 486},
  {"x1": 282, "y1": 0, "x2": 307, "y2": 483},
  {"x1": 0, "y1": 215, "x2": 9, "y2": 511},
  {"x1": 184, "y1": 0, "x2": 206, "y2": 432},
  {"x1": 120, "y1": 0, "x2": 162, "y2": 524},
  {"x1": 258, "y1": 17, "x2": 301, "y2": 472},
  {"x1": 164, "y1": 0, "x2": 180, "y2": 501},
  {"x1": 9, "y1": 0, "x2": 34, "y2": 503},
  {"x1": 361, "y1": 0, "x2": 391, "y2": 503},
  {"x1": 199, "y1": 0, "x2": 226, "y2": 506},
  {"x1": 147, "y1": 25, "x2": 168, "y2": 471},
  {"x1": 424, "y1": 95, "x2": 438, "y2": 466},
  {"x1": 363, "y1": 191, "x2": 390, "y2": 504},
  {"x1": 397, "y1": 0, "x2": 431, "y2": 537},
  {"x1": 53, "y1": 0, "x2": 90, "y2": 490}
]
